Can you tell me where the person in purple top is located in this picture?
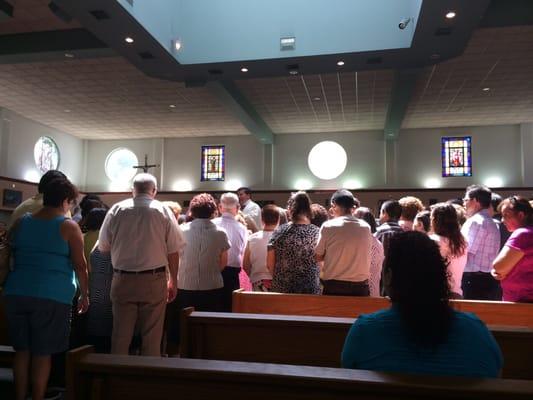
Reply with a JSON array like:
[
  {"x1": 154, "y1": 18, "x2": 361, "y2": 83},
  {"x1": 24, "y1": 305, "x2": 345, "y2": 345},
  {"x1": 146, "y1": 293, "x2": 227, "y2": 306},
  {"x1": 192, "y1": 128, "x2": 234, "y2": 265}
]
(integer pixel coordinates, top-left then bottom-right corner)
[{"x1": 492, "y1": 196, "x2": 533, "y2": 302}]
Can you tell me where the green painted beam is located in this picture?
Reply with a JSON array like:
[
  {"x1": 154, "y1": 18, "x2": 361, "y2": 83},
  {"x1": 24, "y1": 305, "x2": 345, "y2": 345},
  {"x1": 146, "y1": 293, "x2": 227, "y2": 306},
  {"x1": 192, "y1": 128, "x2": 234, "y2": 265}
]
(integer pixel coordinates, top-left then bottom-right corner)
[
  {"x1": 384, "y1": 69, "x2": 421, "y2": 141},
  {"x1": 207, "y1": 80, "x2": 274, "y2": 144}
]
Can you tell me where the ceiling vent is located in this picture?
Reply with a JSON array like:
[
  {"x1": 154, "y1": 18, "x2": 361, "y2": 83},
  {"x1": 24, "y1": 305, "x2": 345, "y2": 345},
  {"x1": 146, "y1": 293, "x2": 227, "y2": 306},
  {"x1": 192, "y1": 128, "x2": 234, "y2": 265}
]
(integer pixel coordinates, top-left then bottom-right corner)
[
  {"x1": 139, "y1": 51, "x2": 155, "y2": 60},
  {"x1": 89, "y1": 9, "x2": 110, "y2": 20},
  {"x1": 366, "y1": 57, "x2": 382, "y2": 64},
  {"x1": 435, "y1": 27, "x2": 452, "y2": 36}
]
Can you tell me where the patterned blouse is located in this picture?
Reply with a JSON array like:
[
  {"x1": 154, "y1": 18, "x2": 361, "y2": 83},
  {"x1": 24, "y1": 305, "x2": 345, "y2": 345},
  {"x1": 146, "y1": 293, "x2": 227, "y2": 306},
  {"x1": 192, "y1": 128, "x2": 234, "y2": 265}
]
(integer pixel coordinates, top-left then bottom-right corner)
[
  {"x1": 369, "y1": 236, "x2": 385, "y2": 297},
  {"x1": 87, "y1": 247, "x2": 113, "y2": 337},
  {"x1": 268, "y1": 223, "x2": 320, "y2": 294}
]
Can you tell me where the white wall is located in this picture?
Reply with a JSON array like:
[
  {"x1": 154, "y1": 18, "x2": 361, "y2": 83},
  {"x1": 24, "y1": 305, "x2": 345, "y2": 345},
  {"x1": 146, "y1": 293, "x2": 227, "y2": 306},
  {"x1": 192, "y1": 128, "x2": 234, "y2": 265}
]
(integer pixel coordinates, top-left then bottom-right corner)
[
  {"x1": 0, "y1": 107, "x2": 529, "y2": 193},
  {"x1": 83, "y1": 124, "x2": 529, "y2": 192},
  {"x1": 84, "y1": 135, "x2": 264, "y2": 192},
  {"x1": 273, "y1": 130, "x2": 385, "y2": 189},
  {"x1": 164, "y1": 135, "x2": 264, "y2": 191},
  {"x1": 0, "y1": 108, "x2": 85, "y2": 185},
  {"x1": 397, "y1": 124, "x2": 522, "y2": 189},
  {"x1": 85, "y1": 138, "x2": 162, "y2": 192}
]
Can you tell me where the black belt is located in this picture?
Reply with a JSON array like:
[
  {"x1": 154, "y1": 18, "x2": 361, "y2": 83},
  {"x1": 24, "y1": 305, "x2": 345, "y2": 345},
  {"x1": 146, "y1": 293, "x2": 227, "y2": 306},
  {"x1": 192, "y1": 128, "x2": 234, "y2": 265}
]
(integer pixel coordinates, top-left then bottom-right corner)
[{"x1": 113, "y1": 266, "x2": 166, "y2": 275}]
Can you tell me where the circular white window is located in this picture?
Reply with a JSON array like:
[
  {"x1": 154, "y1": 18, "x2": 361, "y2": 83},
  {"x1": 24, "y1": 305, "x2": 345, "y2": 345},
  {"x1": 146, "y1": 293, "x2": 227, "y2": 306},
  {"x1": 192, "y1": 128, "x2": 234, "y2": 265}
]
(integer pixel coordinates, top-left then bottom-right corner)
[
  {"x1": 307, "y1": 141, "x2": 347, "y2": 180},
  {"x1": 105, "y1": 148, "x2": 138, "y2": 182},
  {"x1": 34, "y1": 136, "x2": 60, "y2": 173}
]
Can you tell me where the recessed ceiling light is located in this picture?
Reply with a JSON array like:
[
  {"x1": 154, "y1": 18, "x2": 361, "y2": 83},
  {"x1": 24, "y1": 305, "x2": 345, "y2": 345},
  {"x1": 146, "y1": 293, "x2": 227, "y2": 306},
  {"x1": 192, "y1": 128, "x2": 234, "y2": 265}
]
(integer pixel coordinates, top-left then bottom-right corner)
[
  {"x1": 64, "y1": 109, "x2": 71, "y2": 113},
  {"x1": 313, "y1": 97, "x2": 321, "y2": 101},
  {"x1": 174, "y1": 40, "x2": 182, "y2": 51},
  {"x1": 125, "y1": 37, "x2": 134, "y2": 44},
  {"x1": 64, "y1": 53, "x2": 74, "y2": 58},
  {"x1": 240, "y1": 67, "x2": 248, "y2": 73},
  {"x1": 446, "y1": 11, "x2": 456, "y2": 19},
  {"x1": 482, "y1": 87, "x2": 490, "y2": 92},
  {"x1": 169, "y1": 104, "x2": 176, "y2": 108},
  {"x1": 337, "y1": 60, "x2": 345, "y2": 66}
]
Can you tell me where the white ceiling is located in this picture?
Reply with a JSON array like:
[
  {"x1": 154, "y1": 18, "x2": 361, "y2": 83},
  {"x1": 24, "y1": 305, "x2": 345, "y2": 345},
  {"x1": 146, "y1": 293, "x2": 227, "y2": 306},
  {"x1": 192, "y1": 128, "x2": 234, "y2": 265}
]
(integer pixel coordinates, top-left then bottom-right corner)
[{"x1": 0, "y1": 0, "x2": 532, "y2": 140}]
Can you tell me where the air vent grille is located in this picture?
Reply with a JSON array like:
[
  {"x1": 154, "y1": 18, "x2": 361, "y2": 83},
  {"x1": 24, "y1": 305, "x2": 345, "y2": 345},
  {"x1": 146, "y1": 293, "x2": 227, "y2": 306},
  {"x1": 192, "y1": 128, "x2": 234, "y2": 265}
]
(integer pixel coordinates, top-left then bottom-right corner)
[
  {"x1": 366, "y1": 57, "x2": 382, "y2": 64},
  {"x1": 435, "y1": 27, "x2": 452, "y2": 36},
  {"x1": 139, "y1": 52, "x2": 155, "y2": 60},
  {"x1": 89, "y1": 10, "x2": 110, "y2": 20}
]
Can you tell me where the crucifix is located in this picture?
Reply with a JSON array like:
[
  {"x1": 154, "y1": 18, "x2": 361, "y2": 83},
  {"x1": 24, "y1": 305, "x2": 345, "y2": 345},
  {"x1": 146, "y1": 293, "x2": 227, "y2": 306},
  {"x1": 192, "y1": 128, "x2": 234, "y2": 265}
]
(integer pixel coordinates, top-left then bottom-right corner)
[{"x1": 133, "y1": 154, "x2": 159, "y2": 173}]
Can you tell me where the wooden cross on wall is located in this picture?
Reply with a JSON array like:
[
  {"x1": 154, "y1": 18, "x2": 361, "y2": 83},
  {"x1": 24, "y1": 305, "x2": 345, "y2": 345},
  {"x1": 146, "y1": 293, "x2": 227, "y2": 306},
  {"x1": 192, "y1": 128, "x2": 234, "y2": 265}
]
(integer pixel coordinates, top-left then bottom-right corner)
[{"x1": 133, "y1": 154, "x2": 159, "y2": 173}]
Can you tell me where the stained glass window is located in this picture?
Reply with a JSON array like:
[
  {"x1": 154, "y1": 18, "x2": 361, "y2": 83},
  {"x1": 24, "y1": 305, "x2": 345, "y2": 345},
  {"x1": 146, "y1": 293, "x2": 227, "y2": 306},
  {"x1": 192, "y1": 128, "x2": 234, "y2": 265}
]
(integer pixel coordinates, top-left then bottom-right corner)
[
  {"x1": 442, "y1": 136, "x2": 472, "y2": 177},
  {"x1": 201, "y1": 145, "x2": 225, "y2": 181},
  {"x1": 34, "y1": 136, "x2": 60, "y2": 173}
]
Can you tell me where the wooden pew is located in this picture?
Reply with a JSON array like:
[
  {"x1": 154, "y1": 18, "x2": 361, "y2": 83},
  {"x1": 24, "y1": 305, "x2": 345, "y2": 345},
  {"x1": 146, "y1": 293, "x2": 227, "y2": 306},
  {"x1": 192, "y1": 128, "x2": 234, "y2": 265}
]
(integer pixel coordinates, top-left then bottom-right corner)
[
  {"x1": 180, "y1": 309, "x2": 533, "y2": 380},
  {"x1": 0, "y1": 345, "x2": 15, "y2": 397},
  {"x1": 232, "y1": 290, "x2": 533, "y2": 327},
  {"x1": 0, "y1": 295, "x2": 9, "y2": 345},
  {"x1": 66, "y1": 345, "x2": 533, "y2": 400}
]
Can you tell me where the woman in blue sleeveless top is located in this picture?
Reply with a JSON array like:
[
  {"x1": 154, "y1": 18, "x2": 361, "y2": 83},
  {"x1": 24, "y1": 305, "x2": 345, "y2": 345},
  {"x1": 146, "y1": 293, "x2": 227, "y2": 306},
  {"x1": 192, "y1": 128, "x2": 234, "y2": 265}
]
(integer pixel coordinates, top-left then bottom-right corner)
[
  {"x1": 341, "y1": 231, "x2": 502, "y2": 378},
  {"x1": 3, "y1": 177, "x2": 89, "y2": 400}
]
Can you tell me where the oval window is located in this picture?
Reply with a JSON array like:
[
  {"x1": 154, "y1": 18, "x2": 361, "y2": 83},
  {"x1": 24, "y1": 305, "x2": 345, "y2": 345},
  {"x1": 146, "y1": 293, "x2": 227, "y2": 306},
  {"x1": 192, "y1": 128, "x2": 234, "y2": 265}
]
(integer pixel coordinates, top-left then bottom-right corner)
[{"x1": 34, "y1": 136, "x2": 60, "y2": 173}]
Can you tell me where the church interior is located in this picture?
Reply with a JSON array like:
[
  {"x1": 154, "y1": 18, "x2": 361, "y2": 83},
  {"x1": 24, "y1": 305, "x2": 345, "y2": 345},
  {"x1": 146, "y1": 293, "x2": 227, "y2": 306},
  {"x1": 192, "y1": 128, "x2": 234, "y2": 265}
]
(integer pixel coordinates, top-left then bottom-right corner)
[{"x1": 1, "y1": 0, "x2": 533, "y2": 399}]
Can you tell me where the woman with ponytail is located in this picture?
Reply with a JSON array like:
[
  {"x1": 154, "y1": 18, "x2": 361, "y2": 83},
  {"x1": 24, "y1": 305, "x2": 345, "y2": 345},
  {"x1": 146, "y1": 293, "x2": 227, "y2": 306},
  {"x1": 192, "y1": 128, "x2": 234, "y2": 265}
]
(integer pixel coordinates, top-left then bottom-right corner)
[
  {"x1": 492, "y1": 196, "x2": 533, "y2": 302},
  {"x1": 267, "y1": 191, "x2": 320, "y2": 294}
]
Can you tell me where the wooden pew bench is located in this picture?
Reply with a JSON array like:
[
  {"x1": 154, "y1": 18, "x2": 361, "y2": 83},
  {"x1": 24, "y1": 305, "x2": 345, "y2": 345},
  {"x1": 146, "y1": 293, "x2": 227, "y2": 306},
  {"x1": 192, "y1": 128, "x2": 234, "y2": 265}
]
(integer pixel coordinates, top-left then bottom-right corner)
[
  {"x1": 0, "y1": 345, "x2": 15, "y2": 397},
  {"x1": 66, "y1": 345, "x2": 533, "y2": 400},
  {"x1": 180, "y1": 309, "x2": 533, "y2": 380},
  {"x1": 232, "y1": 290, "x2": 533, "y2": 327}
]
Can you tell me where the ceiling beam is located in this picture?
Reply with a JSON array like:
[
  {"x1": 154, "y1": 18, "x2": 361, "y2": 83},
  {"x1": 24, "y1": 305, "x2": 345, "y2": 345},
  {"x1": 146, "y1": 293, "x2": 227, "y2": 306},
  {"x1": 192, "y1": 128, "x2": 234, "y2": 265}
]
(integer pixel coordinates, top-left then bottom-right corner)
[
  {"x1": 207, "y1": 80, "x2": 275, "y2": 144},
  {"x1": 0, "y1": 29, "x2": 115, "y2": 63},
  {"x1": 384, "y1": 69, "x2": 421, "y2": 140}
]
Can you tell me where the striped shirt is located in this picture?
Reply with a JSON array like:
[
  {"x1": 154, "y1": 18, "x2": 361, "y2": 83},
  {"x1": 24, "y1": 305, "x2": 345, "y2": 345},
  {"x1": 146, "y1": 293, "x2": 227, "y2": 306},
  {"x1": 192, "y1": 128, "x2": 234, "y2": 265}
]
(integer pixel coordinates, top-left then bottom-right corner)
[
  {"x1": 213, "y1": 213, "x2": 248, "y2": 269},
  {"x1": 178, "y1": 219, "x2": 231, "y2": 290},
  {"x1": 461, "y1": 209, "x2": 500, "y2": 273}
]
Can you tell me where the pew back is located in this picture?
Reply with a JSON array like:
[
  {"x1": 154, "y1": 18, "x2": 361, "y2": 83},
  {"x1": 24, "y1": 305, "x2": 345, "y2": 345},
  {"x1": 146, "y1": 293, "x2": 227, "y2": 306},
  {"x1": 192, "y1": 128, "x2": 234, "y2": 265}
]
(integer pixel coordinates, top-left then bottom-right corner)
[
  {"x1": 67, "y1": 346, "x2": 533, "y2": 400},
  {"x1": 232, "y1": 290, "x2": 533, "y2": 327},
  {"x1": 181, "y1": 309, "x2": 533, "y2": 380}
]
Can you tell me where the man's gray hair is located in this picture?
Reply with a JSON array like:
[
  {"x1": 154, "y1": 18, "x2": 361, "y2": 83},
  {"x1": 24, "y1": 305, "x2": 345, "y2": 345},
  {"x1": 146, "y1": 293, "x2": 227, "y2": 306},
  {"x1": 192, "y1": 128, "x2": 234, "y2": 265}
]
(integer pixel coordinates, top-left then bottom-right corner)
[
  {"x1": 133, "y1": 173, "x2": 157, "y2": 194},
  {"x1": 220, "y1": 192, "x2": 239, "y2": 211}
]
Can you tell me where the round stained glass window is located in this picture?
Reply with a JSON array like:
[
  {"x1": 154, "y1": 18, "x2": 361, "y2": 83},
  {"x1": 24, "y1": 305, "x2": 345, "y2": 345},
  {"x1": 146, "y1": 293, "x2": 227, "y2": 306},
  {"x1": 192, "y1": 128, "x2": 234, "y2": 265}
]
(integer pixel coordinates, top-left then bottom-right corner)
[
  {"x1": 105, "y1": 148, "x2": 138, "y2": 182},
  {"x1": 34, "y1": 136, "x2": 60, "y2": 173},
  {"x1": 308, "y1": 141, "x2": 347, "y2": 180}
]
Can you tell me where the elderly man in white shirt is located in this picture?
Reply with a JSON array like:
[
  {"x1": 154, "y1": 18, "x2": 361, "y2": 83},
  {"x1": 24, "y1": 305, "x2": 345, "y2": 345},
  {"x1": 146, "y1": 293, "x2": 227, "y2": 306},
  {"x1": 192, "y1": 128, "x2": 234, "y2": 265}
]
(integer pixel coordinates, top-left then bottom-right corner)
[
  {"x1": 98, "y1": 173, "x2": 185, "y2": 356},
  {"x1": 237, "y1": 187, "x2": 262, "y2": 230},
  {"x1": 213, "y1": 192, "x2": 248, "y2": 311}
]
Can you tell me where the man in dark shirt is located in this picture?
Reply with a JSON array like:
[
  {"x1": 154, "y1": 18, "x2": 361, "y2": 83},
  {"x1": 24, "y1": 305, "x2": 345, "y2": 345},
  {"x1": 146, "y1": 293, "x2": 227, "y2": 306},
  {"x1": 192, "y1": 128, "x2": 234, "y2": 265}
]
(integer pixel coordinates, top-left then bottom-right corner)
[{"x1": 375, "y1": 200, "x2": 404, "y2": 296}]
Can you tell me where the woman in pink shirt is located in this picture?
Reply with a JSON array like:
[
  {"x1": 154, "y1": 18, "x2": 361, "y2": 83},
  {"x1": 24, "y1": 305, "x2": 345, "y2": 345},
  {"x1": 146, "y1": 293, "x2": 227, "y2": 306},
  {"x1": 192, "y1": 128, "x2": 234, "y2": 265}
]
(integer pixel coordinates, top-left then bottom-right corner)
[{"x1": 492, "y1": 196, "x2": 533, "y2": 302}]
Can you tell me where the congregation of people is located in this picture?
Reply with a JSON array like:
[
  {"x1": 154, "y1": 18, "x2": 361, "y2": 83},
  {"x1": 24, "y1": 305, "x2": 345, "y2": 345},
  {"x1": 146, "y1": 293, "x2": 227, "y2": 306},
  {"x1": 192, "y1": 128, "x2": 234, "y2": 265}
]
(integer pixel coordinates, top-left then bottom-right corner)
[{"x1": 2, "y1": 170, "x2": 533, "y2": 399}]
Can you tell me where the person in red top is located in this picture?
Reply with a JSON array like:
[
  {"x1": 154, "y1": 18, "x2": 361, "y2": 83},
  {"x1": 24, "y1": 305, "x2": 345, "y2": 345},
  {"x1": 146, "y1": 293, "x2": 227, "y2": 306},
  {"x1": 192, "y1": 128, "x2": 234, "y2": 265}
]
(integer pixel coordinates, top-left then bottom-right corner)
[{"x1": 492, "y1": 196, "x2": 533, "y2": 302}]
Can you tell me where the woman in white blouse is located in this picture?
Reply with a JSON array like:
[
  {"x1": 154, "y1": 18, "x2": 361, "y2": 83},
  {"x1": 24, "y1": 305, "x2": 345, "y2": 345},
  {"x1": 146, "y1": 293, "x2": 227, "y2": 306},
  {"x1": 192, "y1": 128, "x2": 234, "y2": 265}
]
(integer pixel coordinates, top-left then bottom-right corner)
[{"x1": 430, "y1": 203, "x2": 468, "y2": 298}]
